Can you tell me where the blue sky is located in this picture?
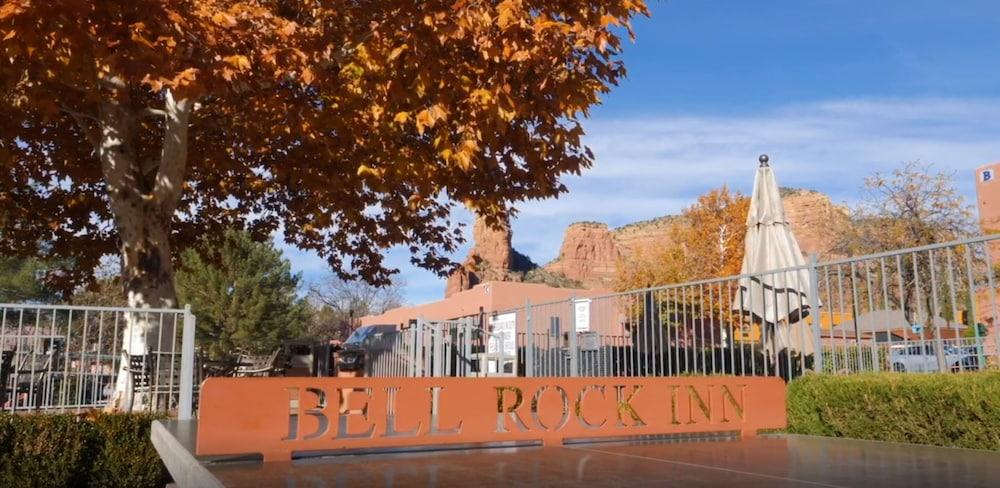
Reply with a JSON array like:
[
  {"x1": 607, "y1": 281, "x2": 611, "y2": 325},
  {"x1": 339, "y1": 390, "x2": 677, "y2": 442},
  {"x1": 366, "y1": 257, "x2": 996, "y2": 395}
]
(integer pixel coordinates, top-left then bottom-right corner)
[{"x1": 285, "y1": 0, "x2": 1000, "y2": 304}]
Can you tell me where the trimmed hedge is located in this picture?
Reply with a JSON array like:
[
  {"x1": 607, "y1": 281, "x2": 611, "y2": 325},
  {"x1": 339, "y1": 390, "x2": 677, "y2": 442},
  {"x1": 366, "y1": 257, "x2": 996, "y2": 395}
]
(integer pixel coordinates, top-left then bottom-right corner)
[
  {"x1": 0, "y1": 412, "x2": 169, "y2": 488},
  {"x1": 788, "y1": 372, "x2": 1000, "y2": 450}
]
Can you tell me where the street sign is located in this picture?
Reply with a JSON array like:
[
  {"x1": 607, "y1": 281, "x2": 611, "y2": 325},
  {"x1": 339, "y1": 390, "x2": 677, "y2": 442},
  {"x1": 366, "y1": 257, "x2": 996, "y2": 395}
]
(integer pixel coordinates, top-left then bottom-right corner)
[{"x1": 574, "y1": 299, "x2": 591, "y2": 332}]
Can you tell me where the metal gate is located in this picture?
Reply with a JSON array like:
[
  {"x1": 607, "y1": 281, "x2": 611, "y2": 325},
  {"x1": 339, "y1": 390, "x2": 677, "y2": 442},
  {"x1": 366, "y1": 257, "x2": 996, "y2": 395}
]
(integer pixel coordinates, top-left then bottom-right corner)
[
  {"x1": 0, "y1": 303, "x2": 197, "y2": 418},
  {"x1": 364, "y1": 318, "x2": 514, "y2": 378}
]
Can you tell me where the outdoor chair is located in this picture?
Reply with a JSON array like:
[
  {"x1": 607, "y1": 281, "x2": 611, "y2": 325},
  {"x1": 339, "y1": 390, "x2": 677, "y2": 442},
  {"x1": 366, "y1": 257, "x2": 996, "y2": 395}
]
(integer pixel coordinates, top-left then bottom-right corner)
[
  {"x1": 232, "y1": 348, "x2": 281, "y2": 377},
  {"x1": 123, "y1": 352, "x2": 153, "y2": 412},
  {"x1": 12, "y1": 344, "x2": 60, "y2": 410},
  {"x1": 201, "y1": 351, "x2": 239, "y2": 379},
  {"x1": 0, "y1": 350, "x2": 13, "y2": 408}
]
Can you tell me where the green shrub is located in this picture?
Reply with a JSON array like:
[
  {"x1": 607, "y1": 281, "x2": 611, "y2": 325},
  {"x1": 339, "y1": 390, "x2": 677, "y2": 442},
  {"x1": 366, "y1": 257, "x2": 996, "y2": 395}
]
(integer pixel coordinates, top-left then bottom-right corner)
[
  {"x1": 0, "y1": 413, "x2": 94, "y2": 486},
  {"x1": 788, "y1": 372, "x2": 1000, "y2": 450},
  {"x1": 88, "y1": 413, "x2": 169, "y2": 488},
  {"x1": 0, "y1": 412, "x2": 169, "y2": 488}
]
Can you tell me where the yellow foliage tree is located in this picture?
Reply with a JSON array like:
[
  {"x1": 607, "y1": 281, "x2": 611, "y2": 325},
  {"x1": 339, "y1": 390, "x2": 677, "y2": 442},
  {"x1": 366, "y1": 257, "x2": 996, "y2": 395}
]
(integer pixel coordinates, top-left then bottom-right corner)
[
  {"x1": 616, "y1": 186, "x2": 750, "y2": 290},
  {"x1": 614, "y1": 186, "x2": 751, "y2": 347}
]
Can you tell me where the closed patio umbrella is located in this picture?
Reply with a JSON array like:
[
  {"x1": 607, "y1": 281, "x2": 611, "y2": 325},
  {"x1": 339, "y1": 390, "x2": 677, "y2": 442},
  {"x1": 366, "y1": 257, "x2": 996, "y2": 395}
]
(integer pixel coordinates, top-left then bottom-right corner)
[{"x1": 732, "y1": 155, "x2": 818, "y2": 357}]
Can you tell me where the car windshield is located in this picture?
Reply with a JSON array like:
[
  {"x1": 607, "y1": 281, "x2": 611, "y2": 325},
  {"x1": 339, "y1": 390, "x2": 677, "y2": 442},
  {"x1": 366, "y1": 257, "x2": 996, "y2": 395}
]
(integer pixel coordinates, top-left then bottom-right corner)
[{"x1": 345, "y1": 327, "x2": 376, "y2": 344}]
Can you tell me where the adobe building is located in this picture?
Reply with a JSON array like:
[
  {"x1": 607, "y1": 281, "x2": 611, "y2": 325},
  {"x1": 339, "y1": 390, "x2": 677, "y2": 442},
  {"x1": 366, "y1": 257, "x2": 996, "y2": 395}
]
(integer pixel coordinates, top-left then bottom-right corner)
[
  {"x1": 360, "y1": 281, "x2": 622, "y2": 336},
  {"x1": 975, "y1": 162, "x2": 1000, "y2": 244},
  {"x1": 973, "y1": 162, "x2": 1000, "y2": 361}
]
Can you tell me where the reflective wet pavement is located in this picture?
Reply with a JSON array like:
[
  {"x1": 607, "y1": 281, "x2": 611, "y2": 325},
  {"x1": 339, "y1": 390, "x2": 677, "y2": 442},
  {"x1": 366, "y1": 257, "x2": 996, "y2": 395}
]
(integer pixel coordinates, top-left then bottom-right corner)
[{"x1": 205, "y1": 435, "x2": 1000, "y2": 487}]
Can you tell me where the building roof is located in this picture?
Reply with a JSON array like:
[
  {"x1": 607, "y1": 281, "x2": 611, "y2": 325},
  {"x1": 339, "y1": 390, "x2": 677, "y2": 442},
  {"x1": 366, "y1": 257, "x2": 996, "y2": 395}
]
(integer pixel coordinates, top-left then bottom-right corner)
[{"x1": 360, "y1": 281, "x2": 610, "y2": 327}]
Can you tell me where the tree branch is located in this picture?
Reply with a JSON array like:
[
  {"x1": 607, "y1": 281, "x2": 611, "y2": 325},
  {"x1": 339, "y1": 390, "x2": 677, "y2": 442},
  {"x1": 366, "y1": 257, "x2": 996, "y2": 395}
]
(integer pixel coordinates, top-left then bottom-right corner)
[
  {"x1": 152, "y1": 89, "x2": 192, "y2": 214},
  {"x1": 140, "y1": 107, "x2": 169, "y2": 118},
  {"x1": 60, "y1": 105, "x2": 100, "y2": 150},
  {"x1": 97, "y1": 75, "x2": 127, "y2": 90}
]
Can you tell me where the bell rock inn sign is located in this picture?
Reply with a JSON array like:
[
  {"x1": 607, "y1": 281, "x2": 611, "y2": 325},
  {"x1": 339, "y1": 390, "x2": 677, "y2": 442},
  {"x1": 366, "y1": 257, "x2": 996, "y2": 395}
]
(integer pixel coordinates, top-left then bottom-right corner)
[{"x1": 197, "y1": 377, "x2": 786, "y2": 461}]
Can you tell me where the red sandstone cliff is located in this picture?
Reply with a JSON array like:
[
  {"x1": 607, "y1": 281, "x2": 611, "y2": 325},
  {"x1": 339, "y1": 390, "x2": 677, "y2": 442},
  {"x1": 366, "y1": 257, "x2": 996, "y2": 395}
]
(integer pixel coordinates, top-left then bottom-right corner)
[
  {"x1": 444, "y1": 216, "x2": 513, "y2": 297},
  {"x1": 445, "y1": 189, "x2": 850, "y2": 296},
  {"x1": 542, "y1": 189, "x2": 848, "y2": 289},
  {"x1": 543, "y1": 223, "x2": 621, "y2": 289},
  {"x1": 781, "y1": 189, "x2": 851, "y2": 260}
]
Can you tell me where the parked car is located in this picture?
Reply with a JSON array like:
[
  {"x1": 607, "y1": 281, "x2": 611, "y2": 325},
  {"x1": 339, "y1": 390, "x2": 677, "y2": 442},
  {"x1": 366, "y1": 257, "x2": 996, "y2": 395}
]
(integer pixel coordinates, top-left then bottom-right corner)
[
  {"x1": 889, "y1": 343, "x2": 979, "y2": 373},
  {"x1": 336, "y1": 324, "x2": 398, "y2": 373},
  {"x1": 279, "y1": 339, "x2": 335, "y2": 377}
]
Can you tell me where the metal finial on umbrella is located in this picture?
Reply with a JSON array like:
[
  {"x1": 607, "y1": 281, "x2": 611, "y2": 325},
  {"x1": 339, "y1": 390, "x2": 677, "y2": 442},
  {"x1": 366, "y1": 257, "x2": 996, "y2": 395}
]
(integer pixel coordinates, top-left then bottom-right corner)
[{"x1": 759, "y1": 154, "x2": 769, "y2": 167}]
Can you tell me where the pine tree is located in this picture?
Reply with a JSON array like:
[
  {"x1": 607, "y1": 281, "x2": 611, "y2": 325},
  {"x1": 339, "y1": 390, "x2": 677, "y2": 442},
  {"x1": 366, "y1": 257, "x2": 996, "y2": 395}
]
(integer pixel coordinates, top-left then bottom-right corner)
[
  {"x1": 0, "y1": 256, "x2": 58, "y2": 303},
  {"x1": 176, "y1": 230, "x2": 308, "y2": 359}
]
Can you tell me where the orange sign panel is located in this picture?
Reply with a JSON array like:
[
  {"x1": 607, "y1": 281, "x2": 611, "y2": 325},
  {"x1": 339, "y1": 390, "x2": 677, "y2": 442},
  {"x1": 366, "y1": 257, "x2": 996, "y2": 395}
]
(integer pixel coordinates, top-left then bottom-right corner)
[{"x1": 196, "y1": 376, "x2": 787, "y2": 461}]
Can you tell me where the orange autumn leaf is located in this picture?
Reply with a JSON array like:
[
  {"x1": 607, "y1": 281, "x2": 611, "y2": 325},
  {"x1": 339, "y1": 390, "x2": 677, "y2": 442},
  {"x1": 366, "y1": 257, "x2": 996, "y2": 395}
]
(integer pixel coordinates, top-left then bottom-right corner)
[
  {"x1": 223, "y1": 55, "x2": 251, "y2": 71},
  {"x1": 0, "y1": 0, "x2": 650, "y2": 297}
]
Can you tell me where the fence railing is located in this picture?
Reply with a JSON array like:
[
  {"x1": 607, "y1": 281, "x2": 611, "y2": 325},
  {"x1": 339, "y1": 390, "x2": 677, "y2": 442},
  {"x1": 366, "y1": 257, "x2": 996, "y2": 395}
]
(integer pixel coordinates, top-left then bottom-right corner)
[
  {"x1": 364, "y1": 318, "x2": 515, "y2": 378},
  {"x1": 0, "y1": 303, "x2": 196, "y2": 418},
  {"x1": 363, "y1": 234, "x2": 1000, "y2": 380}
]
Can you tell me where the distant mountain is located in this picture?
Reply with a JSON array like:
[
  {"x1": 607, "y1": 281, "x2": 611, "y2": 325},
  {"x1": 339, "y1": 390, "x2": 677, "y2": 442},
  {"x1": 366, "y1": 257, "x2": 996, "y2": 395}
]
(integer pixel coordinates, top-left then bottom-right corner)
[{"x1": 445, "y1": 189, "x2": 850, "y2": 296}]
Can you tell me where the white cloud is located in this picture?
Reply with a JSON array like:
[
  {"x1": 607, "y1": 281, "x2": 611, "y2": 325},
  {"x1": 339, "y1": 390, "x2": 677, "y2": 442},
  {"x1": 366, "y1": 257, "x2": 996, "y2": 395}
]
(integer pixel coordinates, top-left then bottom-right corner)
[{"x1": 283, "y1": 97, "x2": 1000, "y2": 304}]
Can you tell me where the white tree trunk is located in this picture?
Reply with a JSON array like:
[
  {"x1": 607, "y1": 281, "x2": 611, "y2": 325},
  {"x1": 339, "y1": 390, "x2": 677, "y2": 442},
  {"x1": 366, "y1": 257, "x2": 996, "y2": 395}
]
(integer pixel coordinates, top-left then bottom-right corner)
[{"x1": 95, "y1": 90, "x2": 191, "y2": 412}]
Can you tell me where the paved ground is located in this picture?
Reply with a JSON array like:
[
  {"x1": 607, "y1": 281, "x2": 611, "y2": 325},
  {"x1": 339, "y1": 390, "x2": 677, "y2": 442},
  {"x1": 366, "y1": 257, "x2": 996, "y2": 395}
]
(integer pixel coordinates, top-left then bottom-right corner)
[{"x1": 204, "y1": 435, "x2": 1000, "y2": 487}]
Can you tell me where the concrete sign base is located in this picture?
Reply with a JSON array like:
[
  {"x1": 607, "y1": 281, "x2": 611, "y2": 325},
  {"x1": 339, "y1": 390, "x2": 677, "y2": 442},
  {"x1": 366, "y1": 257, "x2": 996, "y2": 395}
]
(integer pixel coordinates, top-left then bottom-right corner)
[{"x1": 153, "y1": 420, "x2": 1000, "y2": 487}]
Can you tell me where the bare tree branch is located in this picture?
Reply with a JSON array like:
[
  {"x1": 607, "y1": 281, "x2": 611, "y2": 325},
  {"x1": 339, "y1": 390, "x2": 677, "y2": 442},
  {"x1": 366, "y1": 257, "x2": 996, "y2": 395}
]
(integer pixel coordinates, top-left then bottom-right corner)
[{"x1": 305, "y1": 274, "x2": 405, "y2": 339}]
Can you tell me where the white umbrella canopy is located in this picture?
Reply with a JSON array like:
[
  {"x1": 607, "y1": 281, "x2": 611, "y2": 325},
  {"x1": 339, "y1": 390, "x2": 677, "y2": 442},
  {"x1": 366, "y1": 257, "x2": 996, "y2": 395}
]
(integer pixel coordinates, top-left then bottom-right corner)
[{"x1": 732, "y1": 155, "x2": 818, "y2": 355}]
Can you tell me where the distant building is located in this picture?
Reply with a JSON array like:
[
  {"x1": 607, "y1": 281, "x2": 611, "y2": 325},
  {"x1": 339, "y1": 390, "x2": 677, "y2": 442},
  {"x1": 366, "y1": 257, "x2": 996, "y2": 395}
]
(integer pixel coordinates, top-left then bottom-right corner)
[
  {"x1": 975, "y1": 162, "x2": 1000, "y2": 235},
  {"x1": 975, "y1": 162, "x2": 1000, "y2": 266},
  {"x1": 361, "y1": 281, "x2": 621, "y2": 335}
]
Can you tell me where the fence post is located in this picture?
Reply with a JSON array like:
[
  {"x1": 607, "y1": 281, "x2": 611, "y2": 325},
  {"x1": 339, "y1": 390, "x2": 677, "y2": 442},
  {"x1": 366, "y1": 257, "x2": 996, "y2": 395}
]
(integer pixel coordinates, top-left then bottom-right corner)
[
  {"x1": 808, "y1": 254, "x2": 824, "y2": 374},
  {"x1": 461, "y1": 317, "x2": 472, "y2": 377},
  {"x1": 432, "y1": 321, "x2": 443, "y2": 377},
  {"x1": 524, "y1": 299, "x2": 533, "y2": 378},
  {"x1": 406, "y1": 325, "x2": 415, "y2": 377},
  {"x1": 568, "y1": 298, "x2": 579, "y2": 377},
  {"x1": 178, "y1": 305, "x2": 196, "y2": 420},
  {"x1": 411, "y1": 320, "x2": 422, "y2": 377}
]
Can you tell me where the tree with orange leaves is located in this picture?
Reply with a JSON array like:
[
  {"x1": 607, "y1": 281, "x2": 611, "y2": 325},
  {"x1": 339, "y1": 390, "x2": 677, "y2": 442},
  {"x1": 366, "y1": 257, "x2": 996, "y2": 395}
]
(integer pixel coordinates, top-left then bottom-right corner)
[
  {"x1": 0, "y1": 0, "x2": 648, "y2": 408},
  {"x1": 616, "y1": 186, "x2": 750, "y2": 290},
  {"x1": 677, "y1": 186, "x2": 750, "y2": 279},
  {"x1": 615, "y1": 187, "x2": 750, "y2": 349}
]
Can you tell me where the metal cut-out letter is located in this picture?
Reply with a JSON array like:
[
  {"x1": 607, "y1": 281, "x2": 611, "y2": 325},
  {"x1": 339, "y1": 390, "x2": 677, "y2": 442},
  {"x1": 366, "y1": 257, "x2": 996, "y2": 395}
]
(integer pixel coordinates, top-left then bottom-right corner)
[
  {"x1": 686, "y1": 385, "x2": 711, "y2": 424},
  {"x1": 720, "y1": 384, "x2": 747, "y2": 423},
  {"x1": 495, "y1": 386, "x2": 530, "y2": 433},
  {"x1": 614, "y1": 385, "x2": 646, "y2": 427},
  {"x1": 428, "y1": 386, "x2": 463, "y2": 435},
  {"x1": 384, "y1": 387, "x2": 421, "y2": 438},
  {"x1": 669, "y1": 385, "x2": 682, "y2": 425},
  {"x1": 531, "y1": 385, "x2": 570, "y2": 431},
  {"x1": 336, "y1": 388, "x2": 375, "y2": 439},
  {"x1": 575, "y1": 385, "x2": 607, "y2": 429}
]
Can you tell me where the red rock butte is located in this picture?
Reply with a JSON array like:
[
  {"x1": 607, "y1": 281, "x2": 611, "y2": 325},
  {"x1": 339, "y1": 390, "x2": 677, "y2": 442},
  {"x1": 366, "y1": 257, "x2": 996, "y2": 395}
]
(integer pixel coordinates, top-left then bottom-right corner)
[{"x1": 445, "y1": 188, "x2": 851, "y2": 295}]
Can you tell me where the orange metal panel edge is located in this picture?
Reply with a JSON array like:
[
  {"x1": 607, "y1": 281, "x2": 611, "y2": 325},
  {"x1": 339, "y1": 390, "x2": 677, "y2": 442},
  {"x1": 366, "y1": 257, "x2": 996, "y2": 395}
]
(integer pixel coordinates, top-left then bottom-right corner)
[{"x1": 196, "y1": 376, "x2": 787, "y2": 462}]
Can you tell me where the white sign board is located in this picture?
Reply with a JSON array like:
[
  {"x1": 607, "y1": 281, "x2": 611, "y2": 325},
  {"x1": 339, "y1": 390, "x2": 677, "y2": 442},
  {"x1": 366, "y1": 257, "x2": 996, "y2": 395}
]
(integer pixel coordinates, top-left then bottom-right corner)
[
  {"x1": 579, "y1": 331, "x2": 600, "y2": 351},
  {"x1": 488, "y1": 312, "x2": 517, "y2": 356},
  {"x1": 574, "y1": 299, "x2": 591, "y2": 332}
]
